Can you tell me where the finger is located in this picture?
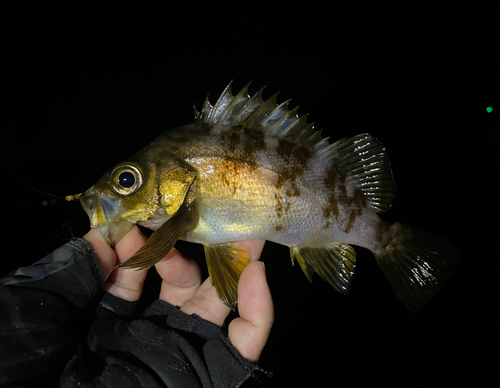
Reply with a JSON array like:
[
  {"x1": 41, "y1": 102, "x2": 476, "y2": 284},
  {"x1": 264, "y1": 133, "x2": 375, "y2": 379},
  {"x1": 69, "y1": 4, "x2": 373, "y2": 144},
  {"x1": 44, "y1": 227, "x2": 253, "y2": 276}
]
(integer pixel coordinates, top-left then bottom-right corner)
[
  {"x1": 82, "y1": 229, "x2": 117, "y2": 279},
  {"x1": 104, "y1": 226, "x2": 149, "y2": 302},
  {"x1": 235, "y1": 239, "x2": 266, "y2": 262},
  {"x1": 156, "y1": 248, "x2": 202, "y2": 307},
  {"x1": 180, "y1": 277, "x2": 231, "y2": 327},
  {"x1": 228, "y1": 261, "x2": 274, "y2": 363},
  {"x1": 180, "y1": 239, "x2": 266, "y2": 327}
]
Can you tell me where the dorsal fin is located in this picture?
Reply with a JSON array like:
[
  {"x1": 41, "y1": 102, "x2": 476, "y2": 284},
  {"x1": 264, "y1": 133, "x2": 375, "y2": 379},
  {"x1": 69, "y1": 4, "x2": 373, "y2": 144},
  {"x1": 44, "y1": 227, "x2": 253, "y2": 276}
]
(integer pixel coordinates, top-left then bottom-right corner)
[
  {"x1": 194, "y1": 81, "x2": 329, "y2": 151},
  {"x1": 194, "y1": 82, "x2": 395, "y2": 213},
  {"x1": 330, "y1": 134, "x2": 396, "y2": 213}
]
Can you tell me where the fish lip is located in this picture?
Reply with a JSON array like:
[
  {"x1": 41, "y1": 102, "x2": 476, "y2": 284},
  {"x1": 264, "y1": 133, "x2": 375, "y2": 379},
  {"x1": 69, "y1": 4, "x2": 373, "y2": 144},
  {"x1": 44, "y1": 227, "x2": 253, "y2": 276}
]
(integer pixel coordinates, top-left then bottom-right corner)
[
  {"x1": 79, "y1": 186, "x2": 106, "y2": 228},
  {"x1": 79, "y1": 186, "x2": 120, "y2": 229},
  {"x1": 79, "y1": 186, "x2": 134, "y2": 245}
]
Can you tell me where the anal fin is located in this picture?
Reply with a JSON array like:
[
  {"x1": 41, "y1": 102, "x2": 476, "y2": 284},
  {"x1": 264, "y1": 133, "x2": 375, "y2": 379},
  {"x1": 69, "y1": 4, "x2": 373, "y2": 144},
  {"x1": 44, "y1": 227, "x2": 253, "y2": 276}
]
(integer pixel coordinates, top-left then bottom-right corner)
[
  {"x1": 290, "y1": 243, "x2": 356, "y2": 294},
  {"x1": 205, "y1": 242, "x2": 251, "y2": 309}
]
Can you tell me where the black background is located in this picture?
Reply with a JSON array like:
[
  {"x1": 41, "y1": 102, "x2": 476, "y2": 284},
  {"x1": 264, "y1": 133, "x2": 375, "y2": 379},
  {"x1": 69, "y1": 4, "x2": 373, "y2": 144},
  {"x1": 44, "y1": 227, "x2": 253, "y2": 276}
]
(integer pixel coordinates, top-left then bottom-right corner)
[{"x1": 1, "y1": 4, "x2": 494, "y2": 387}]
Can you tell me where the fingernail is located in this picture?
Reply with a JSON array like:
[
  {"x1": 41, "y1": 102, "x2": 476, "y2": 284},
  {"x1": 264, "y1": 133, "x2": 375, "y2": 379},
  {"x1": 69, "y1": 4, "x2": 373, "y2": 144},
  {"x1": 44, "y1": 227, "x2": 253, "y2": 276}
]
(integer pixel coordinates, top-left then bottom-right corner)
[{"x1": 261, "y1": 261, "x2": 266, "y2": 273}]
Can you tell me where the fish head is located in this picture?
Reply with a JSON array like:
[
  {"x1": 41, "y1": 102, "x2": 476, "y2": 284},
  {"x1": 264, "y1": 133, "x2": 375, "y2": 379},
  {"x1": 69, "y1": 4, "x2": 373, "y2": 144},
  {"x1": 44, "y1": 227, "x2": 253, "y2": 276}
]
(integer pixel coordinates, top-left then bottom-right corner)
[{"x1": 73, "y1": 151, "x2": 197, "y2": 244}]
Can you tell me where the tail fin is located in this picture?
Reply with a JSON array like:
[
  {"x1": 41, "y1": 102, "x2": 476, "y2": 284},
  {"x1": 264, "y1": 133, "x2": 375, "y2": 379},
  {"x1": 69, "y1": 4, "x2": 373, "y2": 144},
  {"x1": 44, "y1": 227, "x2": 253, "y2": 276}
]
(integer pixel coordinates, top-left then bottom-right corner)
[{"x1": 374, "y1": 222, "x2": 460, "y2": 312}]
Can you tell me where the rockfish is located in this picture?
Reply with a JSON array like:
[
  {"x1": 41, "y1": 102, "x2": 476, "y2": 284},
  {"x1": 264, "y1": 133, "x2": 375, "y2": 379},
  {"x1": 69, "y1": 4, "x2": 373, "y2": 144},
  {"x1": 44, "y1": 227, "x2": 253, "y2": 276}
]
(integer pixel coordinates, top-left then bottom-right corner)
[{"x1": 68, "y1": 82, "x2": 459, "y2": 312}]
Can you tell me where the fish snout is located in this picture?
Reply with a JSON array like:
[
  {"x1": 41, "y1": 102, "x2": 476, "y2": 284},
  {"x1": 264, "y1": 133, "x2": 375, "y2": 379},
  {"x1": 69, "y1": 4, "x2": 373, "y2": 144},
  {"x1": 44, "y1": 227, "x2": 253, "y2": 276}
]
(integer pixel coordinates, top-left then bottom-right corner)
[{"x1": 78, "y1": 186, "x2": 111, "y2": 228}]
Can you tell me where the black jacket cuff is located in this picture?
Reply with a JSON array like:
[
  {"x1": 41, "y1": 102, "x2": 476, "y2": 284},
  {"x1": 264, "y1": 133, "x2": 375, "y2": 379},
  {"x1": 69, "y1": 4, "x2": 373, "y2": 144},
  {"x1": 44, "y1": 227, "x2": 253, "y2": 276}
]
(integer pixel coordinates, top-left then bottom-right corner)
[{"x1": 1, "y1": 238, "x2": 104, "y2": 309}]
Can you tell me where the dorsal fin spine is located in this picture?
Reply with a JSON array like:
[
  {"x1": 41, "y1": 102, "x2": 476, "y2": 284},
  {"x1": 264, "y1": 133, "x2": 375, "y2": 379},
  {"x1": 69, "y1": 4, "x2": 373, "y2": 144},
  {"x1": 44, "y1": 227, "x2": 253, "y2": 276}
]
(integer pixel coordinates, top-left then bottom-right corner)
[
  {"x1": 220, "y1": 82, "x2": 251, "y2": 125},
  {"x1": 195, "y1": 81, "x2": 327, "y2": 155},
  {"x1": 266, "y1": 105, "x2": 300, "y2": 136},
  {"x1": 232, "y1": 86, "x2": 266, "y2": 126},
  {"x1": 199, "y1": 95, "x2": 213, "y2": 122},
  {"x1": 244, "y1": 91, "x2": 280, "y2": 128},
  {"x1": 208, "y1": 81, "x2": 233, "y2": 123},
  {"x1": 267, "y1": 99, "x2": 292, "y2": 120},
  {"x1": 283, "y1": 113, "x2": 308, "y2": 136}
]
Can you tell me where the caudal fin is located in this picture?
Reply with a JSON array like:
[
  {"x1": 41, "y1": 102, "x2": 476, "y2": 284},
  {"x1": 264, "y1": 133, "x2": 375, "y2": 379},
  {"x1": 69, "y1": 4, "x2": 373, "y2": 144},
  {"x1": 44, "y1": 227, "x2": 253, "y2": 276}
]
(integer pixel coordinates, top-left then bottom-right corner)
[{"x1": 374, "y1": 222, "x2": 460, "y2": 312}]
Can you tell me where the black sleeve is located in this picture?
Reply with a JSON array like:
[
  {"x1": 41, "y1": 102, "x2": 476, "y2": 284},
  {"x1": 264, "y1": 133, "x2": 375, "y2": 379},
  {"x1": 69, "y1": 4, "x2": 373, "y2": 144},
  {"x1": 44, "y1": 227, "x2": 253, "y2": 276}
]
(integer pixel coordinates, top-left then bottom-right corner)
[
  {"x1": 0, "y1": 239, "x2": 271, "y2": 387},
  {"x1": 0, "y1": 238, "x2": 105, "y2": 386}
]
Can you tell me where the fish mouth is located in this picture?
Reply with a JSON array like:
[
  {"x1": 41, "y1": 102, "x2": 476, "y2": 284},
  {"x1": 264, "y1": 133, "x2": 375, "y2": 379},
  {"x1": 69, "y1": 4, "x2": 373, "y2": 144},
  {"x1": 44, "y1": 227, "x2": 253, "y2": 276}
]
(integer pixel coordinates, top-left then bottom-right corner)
[
  {"x1": 78, "y1": 186, "x2": 125, "y2": 229},
  {"x1": 77, "y1": 186, "x2": 133, "y2": 245},
  {"x1": 79, "y1": 186, "x2": 111, "y2": 228}
]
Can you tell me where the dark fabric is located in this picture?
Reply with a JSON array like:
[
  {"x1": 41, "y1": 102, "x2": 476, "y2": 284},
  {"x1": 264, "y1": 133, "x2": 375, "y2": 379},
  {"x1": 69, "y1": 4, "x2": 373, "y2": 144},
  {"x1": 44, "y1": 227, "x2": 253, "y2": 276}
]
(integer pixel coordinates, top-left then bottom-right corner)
[
  {"x1": 99, "y1": 291, "x2": 141, "y2": 317},
  {"x1": 143, "y1": 300, "x2": 221, "y2": 341},
  {"x1": 0, "y1": 239, "x2": 103, "y2": 386},
  {"x1": 1, "y1": 238, "x2": 104, "y2": 309},
  {"x1": 0, "y1": 238, "x2": 270, "y2": 387}
]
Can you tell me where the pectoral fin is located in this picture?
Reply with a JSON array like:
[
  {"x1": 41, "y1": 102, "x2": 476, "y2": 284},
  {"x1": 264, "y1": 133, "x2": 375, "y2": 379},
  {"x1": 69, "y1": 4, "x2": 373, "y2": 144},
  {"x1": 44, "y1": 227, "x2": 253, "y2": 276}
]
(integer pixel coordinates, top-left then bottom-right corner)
[
  {"x1": 290, "y1": 243, "x2": 357, "y2": 294},
  {"x1": 204, "y1": 242, "x2": 251, "y2": 309},
  {"x1": 116, "y1": 201, "x2": 198, "y2": 270}
]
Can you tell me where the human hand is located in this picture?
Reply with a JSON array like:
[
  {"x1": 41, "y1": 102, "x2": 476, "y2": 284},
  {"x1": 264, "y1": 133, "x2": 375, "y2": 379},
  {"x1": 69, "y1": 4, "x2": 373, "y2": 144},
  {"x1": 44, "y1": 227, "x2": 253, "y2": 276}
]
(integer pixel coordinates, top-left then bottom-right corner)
[{"x1": 82, "y1": 226, "x2": 274, "y2": 362}]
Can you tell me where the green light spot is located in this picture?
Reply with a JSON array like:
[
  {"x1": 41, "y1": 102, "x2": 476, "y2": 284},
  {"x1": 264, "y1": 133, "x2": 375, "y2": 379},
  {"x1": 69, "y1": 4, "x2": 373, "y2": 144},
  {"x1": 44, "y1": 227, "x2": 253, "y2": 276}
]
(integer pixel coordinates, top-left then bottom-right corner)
[{"x1": 487, "y1": 107, "x2": 493, "y2": 113}]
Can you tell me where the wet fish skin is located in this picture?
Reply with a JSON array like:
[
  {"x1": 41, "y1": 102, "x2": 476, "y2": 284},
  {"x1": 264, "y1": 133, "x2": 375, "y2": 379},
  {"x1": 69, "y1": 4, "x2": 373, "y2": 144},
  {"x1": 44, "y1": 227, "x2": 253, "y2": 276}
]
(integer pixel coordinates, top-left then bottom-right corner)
[
  {"x1": 72, "y1": 82, "x2": 459, "y2": 311},
  {"x1": 149, "y1": 124, "x2": 381, "y2": 250}
]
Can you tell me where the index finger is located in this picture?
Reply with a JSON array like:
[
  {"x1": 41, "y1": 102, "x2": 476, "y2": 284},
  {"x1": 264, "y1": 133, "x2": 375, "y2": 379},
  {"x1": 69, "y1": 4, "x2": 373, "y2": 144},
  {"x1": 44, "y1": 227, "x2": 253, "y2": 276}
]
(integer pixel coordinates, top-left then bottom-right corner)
[
  {"x1": 156, "y1": 248, "x2": 202, "y2": 306},
  {"x1": 104, "y1": 226, "x2": 149, "y2": 302},
  {"x1": 234, "y1": 239, "x2": 266, "y2": 262}
]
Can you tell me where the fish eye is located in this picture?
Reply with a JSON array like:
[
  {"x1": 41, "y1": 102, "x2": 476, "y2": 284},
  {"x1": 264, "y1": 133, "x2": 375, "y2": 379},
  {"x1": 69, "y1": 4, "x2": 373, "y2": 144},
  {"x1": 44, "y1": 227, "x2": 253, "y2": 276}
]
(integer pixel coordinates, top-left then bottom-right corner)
[
  {"x1": 110, "y1": 164, "x2": 143, "y2": 196},
  {"x1": 118, "y1": 171, "x2": 135, "y2": 188}
]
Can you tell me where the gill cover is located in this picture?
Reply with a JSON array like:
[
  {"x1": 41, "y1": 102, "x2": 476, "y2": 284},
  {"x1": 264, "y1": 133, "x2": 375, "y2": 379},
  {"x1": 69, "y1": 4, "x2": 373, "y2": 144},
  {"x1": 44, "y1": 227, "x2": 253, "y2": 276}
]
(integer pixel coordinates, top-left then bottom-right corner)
[{"x1": 154, "y1": 158, "x2": 197, "y2": 216}]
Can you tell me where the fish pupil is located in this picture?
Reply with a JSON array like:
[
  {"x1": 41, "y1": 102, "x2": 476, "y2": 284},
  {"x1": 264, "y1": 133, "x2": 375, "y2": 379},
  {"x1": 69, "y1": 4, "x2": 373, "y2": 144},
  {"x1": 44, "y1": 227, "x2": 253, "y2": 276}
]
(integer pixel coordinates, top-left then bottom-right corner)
[{"x1": 118, "y1": 172, "x2": 135, "y2": 188}]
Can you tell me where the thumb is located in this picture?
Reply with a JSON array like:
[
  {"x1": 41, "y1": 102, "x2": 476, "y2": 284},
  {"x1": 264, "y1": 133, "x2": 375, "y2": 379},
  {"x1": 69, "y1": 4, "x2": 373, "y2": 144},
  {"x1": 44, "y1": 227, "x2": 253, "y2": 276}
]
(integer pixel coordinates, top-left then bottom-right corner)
[
  {"x1": 82, "y1": 229, "x2": 117, "y2": 279},
  {"x1": 228, "y1": 261, "x2": 274, "y2": 363}
]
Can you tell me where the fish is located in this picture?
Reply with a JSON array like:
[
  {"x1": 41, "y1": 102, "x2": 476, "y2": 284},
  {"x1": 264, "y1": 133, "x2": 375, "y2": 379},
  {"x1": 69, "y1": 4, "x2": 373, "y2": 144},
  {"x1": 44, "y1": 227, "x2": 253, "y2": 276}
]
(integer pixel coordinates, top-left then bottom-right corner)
[{"x1": 68, "y1": 81, "x2": 460, "y2": 312}]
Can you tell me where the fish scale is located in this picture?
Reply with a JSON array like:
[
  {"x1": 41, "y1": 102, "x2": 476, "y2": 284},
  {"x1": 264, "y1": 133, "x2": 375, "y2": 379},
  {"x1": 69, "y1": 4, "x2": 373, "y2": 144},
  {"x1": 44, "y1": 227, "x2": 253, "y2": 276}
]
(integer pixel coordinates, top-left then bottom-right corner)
[{"x1": 70, "y1": 81, "x2": 460, "y2": 312}]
